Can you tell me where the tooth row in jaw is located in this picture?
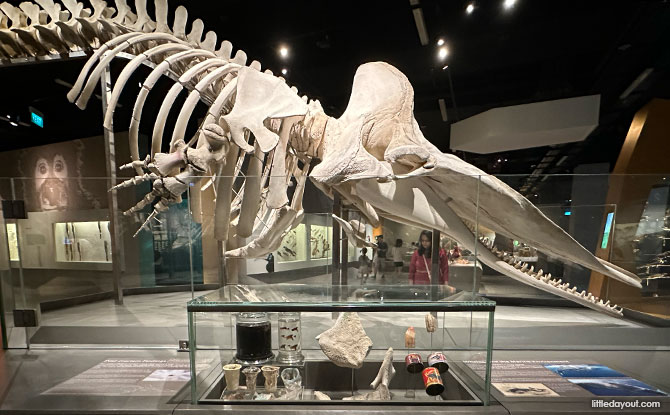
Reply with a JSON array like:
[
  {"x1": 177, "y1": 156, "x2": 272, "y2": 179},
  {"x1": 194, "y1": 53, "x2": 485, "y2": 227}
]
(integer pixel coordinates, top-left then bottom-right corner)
[{"x1": 476, "y1": 236, "x2": 623, "y2": 315}]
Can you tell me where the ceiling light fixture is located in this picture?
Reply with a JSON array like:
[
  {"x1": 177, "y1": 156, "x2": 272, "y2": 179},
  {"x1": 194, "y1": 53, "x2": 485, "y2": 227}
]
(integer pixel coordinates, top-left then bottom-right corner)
[
  {"x1": 279, "y1": 46, "x2": 289, "y2": 58},
  {"x1": 437, "y1": 38, "x2": 445, "y2": 46},
  {"x1": 281, "y1": 68, "x2": 288, "y2": 75},
  {"x1": 466, "y1": 3, "x2": 475, "y2": 14},
  {"x1": 9, "y1": 121, "x2": 18, "y2": 127},
  {"x1": 438, "y1": 46, "x2": 449, "y2": 60},
  {"x1": 503, "y1": 0, "x2": 516, "y2": 10}
]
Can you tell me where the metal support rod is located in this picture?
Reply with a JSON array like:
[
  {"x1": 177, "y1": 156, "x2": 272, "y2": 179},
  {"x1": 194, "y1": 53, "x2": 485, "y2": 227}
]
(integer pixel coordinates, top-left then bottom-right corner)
[
  {"x1": 473, "y1": 176, "x2": 481, "y2": 294},
  {"x1": 484, "y1": 310, "x2": 495, "y2": 406},
  {"x1": 431, "y1": 229, "x2": 440, "y2": 301},
  {"x1": 100, "y1": 61, "x2": 123, "y2": 305},
  {"x1": 188, "y1": 310, "x2": 197, "y2": 404},
  {"x1": 187, "y1": 186, "x2": 195, "y2": 298},
  {"x1": 331, "y1": 193, "x2": 341, "y2": 301},
  {"x1": 446, "y1": 66, "x2": 460, "y2": 121},
  {"x1": 218, "y1": 240, "x2": 227, "y2": 287},
  {"x1": 340, "y1": 207, "x2": 348, "y2": 288},
  {"x1": 10, "y1": 179, "x2": 29, "y2": 348}
]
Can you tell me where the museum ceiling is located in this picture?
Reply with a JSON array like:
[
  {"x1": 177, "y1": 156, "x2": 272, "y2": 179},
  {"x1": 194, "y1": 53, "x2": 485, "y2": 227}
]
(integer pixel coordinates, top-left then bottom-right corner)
[{"x1": 0, "y1": 0, "x2": 668, "y2": 193}]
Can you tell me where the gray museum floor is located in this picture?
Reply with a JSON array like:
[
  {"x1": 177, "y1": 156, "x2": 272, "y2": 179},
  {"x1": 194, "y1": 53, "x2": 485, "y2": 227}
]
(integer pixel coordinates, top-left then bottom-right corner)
[{"x1": 0, "y1": 271, "x2": 669, "y2": 414}]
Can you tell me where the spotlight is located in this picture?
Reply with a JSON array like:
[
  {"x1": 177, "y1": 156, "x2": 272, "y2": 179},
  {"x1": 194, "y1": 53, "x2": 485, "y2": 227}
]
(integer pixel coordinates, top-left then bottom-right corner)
[
  {"x1": 437, "y1": 38, "x2": 445, "y2": 46},
  {"x1": 279, "y1": 46, "x2": 289, "y2": 58},
  {"x1": 9, "y1": 121, "x2": 17, "y2": 127},
  {"x1": 503, "y1": 0, "x2": 516, "y2": 10},
  {"x1": 281, "y1": 68, "x2": 288, "y2": 75},
  {"x1": 466, "y1": 3, "x2": 475, "y2": 14},
  {"x1": 438, "y1": 46, "x2": 449, "y2": 60}
]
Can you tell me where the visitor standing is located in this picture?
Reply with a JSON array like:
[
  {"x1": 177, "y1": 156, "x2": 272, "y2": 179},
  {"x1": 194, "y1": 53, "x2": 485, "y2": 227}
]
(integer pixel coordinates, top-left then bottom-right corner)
[
  {"x1": 373, "y1": 234, "x2": 388, "y2": 279},
  {"x1": 358, "y1": 247, "x2": 371, "y2": 283},
  {"x1": 408, "y1": 230, "x2": 449, "y2": 285},
  {"x1": 392, "y1": 238, "x2": 404, "y2": 279}
]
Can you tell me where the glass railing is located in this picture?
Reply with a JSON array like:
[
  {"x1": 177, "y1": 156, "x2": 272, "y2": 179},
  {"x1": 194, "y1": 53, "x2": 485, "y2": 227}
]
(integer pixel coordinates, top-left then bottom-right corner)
[{"x1": 0, "y1": 172, "x2": 667, "y2": 350}]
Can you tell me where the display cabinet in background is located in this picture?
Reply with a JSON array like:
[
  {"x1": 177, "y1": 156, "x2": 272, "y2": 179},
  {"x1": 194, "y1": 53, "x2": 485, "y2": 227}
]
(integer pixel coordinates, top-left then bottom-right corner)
[{"x1": 187, "y1": 284, "x2": 495, "y2": 406}]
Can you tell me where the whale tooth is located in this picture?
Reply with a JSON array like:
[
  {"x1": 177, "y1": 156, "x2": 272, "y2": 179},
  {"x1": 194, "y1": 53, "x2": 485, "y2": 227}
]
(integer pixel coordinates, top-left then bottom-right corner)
[
  {"x1": 580, "y1": 290, "x2": 587, "y2": 297},
  {"x1": 492, "y1": 247, "x2": 499, "y2": 254},
  {"x1": 514, "y1": 262, "x2": 523, "y2": 269},
  {"x1": 496, "y1": 251, "x2": 504, "y2": 258},
  {"x1": 599, "y1": 299, "x2": 605, "y2": 305},
  {"x1": 556, "y1": 279, "x2": 562, "y2": 285},
  {"x1": 536, "y1": 269, "x2": 543, "y2": 278},
  {"x1": 533, "y1": 273, "x2": 542, "y2": 280},
  {"x1": 527, "y1": 265, "x2": 534, "y2": 274},
  {"x1": 520, "y1": 263, "x2": 528, "y2": 272},
  {"x1": 604, "y1": 300, "x2": 610, "y2": 306},
  {"x1": 569, "y1": 287, "x2": 577, "y2": 293},
  {"x1": 507, "y1": 257, "x2": 515, "y2": 265}
]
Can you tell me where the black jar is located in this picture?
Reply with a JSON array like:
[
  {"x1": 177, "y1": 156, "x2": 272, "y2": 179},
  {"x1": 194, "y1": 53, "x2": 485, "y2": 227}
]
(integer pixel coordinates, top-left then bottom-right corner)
[{"x1": 235, "y1": 312, "x2": 273, "y2": 364}]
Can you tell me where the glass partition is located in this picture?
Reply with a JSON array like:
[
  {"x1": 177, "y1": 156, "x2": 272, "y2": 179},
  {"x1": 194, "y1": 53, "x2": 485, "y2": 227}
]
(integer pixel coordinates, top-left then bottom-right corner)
[{"x1": 0, "y1": 171, "x2": 666, "y2": 352}]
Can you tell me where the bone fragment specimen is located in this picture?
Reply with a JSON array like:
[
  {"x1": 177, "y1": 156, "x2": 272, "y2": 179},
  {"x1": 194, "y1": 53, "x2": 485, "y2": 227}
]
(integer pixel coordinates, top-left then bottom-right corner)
[
  {"x1": 370, "y1": 348, "x2": 396, "y2": 389},
  {"x1": 316, "y1": 312, "x2": 372, "y2": 369},
  {"x1": 342, "y1": 384, "x2": 391, "y2": 401},
  {"x1": 313, "y1": 391, "x2": 331, "y2": 400},
  {"x1": 425, "y1": 313, "x2": 437, "y2": 333},
  {"x1": 405, "y1": 327, "x2": 416, "y2": 349}
]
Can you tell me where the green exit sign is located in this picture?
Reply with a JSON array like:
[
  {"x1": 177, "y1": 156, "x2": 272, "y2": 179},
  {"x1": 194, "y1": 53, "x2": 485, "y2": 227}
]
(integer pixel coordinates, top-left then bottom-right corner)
[
  {"x1": 29, "y1": 106, "x2": 43, "y2": 128},
  {"x1": 31, "y1": 111, "x2": 43, "y2": 128}
]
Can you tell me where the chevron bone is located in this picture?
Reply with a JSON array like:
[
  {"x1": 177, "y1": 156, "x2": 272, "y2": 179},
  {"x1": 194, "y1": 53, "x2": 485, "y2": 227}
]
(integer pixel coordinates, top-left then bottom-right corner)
[{"x1": 1, "y1": 1, "x2": 643, "y2": 314}]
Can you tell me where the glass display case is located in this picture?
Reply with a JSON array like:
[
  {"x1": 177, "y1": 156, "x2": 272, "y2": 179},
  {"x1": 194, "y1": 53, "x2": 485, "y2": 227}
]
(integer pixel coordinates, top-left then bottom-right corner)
[
  {"x1": 53, "y1": 220, "x2": 111, "y2": 263},
  {"x1": 187, "y1": 284, "x2": 495, "y2": 406}
]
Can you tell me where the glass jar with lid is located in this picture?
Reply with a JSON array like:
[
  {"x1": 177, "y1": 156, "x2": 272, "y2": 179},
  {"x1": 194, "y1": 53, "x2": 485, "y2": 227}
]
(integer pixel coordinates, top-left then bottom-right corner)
[{"x1": 235, "y1": 312, "x2": 273, "y2": 364}]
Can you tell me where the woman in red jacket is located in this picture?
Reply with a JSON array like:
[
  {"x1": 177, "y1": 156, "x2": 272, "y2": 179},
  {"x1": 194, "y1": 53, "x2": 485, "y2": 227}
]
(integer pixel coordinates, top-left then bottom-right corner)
[{"x1": 408, "y1": 230, "x2": 449, "y2": 285}]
